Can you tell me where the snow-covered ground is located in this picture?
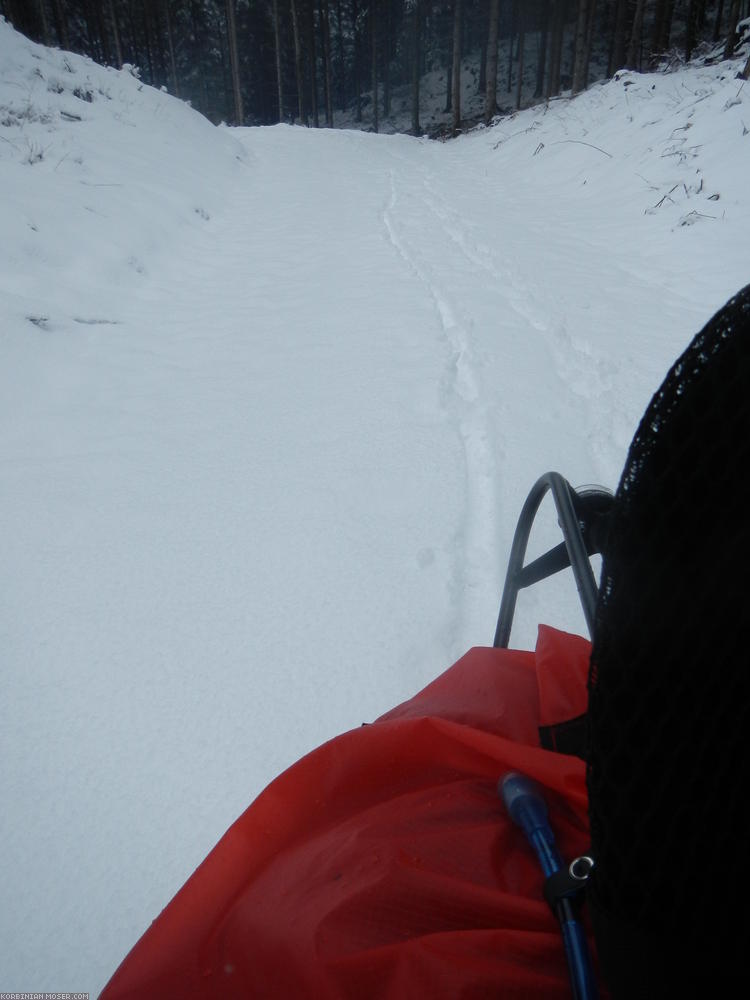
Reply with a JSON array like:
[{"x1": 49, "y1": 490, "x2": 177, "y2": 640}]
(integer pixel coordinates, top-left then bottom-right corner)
[{"x1": 1, "y1": 16, "x2": 748, "y2": 996}]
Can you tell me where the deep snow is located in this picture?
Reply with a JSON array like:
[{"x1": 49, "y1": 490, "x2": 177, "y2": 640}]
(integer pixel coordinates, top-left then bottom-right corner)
[{"x1": 1, "y1": 16, "x2": 748, "y2": 995}]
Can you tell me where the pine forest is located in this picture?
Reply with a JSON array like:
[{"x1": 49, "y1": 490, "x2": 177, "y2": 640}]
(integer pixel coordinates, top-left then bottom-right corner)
[{"x1": 3, "y1": 2, "x2": 748, "y2": 134}]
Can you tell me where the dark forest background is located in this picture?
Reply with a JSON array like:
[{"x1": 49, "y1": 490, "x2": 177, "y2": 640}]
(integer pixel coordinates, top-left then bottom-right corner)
[{"x1": 3, "y1": 2, "x2": 748, "y2": 134}]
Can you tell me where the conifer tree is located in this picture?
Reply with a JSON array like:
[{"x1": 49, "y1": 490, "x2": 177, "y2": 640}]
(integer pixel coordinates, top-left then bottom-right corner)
[
  {"x1": 485, "y1": 0, "x2": 500, "y2": 122},
  {"x1": 452, "y1": 0, "x2": 462, "y2": 135},
  {"x1": 411, "y1": 0, "x2": 422, "y2": 134},
  {"x1": 225, "y1": 0, "x2": 244, "y2": 124}
]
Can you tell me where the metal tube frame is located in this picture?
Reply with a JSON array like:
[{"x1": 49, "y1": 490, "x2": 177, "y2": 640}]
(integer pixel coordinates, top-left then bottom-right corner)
[{"x1": 493, "y1": 472, "x2": 612, "y2": 648}]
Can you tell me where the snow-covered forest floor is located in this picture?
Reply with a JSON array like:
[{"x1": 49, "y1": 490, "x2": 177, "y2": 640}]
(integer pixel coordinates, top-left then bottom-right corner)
[{"x1": 1, "y1": 15, "x2": 748, "y2": 995}]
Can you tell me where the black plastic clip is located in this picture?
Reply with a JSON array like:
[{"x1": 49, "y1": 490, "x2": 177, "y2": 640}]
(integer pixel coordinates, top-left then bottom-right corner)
[{"x1": 543, "y1": 855, "x2": 595, "y2": 914}]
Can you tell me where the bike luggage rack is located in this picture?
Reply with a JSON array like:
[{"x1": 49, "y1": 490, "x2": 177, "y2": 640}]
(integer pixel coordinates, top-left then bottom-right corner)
[{"x1": 493, "y1": 472, "x2": 614, "y2": 649}]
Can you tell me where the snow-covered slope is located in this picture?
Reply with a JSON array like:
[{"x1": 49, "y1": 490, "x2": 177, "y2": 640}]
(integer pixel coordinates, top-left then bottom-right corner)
[{"x1": 1, "y1": 16, "x2": 748, "y2": 996}]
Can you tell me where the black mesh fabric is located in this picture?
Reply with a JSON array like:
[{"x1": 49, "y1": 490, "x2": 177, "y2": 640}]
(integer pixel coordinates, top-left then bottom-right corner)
[{"x1": 586, "y1": 284, "x2": 750, "y2": 996}]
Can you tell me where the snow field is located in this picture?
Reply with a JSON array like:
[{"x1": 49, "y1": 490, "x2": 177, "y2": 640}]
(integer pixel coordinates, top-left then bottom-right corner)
[{"x1": 1, "y1": 17, "x2": 748, "y2": 996}]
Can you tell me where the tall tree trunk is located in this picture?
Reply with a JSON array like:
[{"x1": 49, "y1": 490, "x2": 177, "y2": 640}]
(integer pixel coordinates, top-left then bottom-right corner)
[
  {"x1": 685, "y1": 0, "x2": 699, "y2": 62},
  {"x1": 609, "y1": 0, "x2": 629, "y2": 74},
  {"x1": 658, "y1": 0, "x2": 676, "y2": 52},
  {"x1": 627, "y1": 0, "x2": 647, "y2": 70},
  {"x1": 127, "y1": 3, "x2": 142, "y2": 74},
  {"x1": 382, "y1": 46, "x2": 390, "y2": 119},
  {"x1": 713, "y1": 0, "x2": 726, "y2": 43},
  {"x1": 371, "y1": 1, "x2": 378, "y2": 132},
  {"x1": 51, "y1": 0, "x2": 70, "y2": 50},
  {"x1": 78, "y1": 0, "x2": 99, "y2": 60},
  {"x1": 725, "y1": 0, "x2": 742, "y2": 59},
  {"x1": 143, "y1": 1, "x2": 167, "y2": 85},
  {"x1": 383, "y1": 0, "x2": 391, "y2": 116},
  {"x1": 352, "y1": 0, "x2": 362, "y2": 122},
  {"x1": 108, "y1": 0, "x2": 123, "y2": 68},
  {"x1": 478, "y1": 0, "x2": 488, "y2": 96},
  {"x1": 91, "y1": 0, "x2": 110, "y2": 63},
  {"x1": 225, "y1": 0, "x2": 244, "y2": 124},
  {"x1": 190, "y1": 0, "x2": 210, "y2": 117},
  {"x1": 35, "y1": 0, "x2": 51, "y2": 44},
  {"x1": 217, "y1": 8, "x2": 228, "y2": 118},
  {"x1": 142, "y1": 2, "x2": 156, "y2": 82},
  {"x1": 547, "y1": 0, "x2": 565, "y2": 96},
  {"x1": 308, "y1": 1, "x2": 319, "y2": 127},
  {"x1": 411, "y1": 0, "x2": 421, "y2": 134},
  {"x1": 535, "y1": 3, "x2": 550, "y2": 99},
  {"x1": 651, "y1": 0, "x2": 670, "y2": 56},
  {"x1": 572, "y1": 0, "x2": 591, "y2": 93},
  {"x1": 583, "y1": 0, "x2": 597, "y2": 89},
  {"x1": 508, "y1": 2, "x2": 516, "y2": 91},
  {"x1": 452, "y1": 0, "x2": 462, "y2": 135},
  {"x1": 485, "y1": 0, "x2": 500, "y2": 122},
  {"x1": 163, "y1": 0, "x2": 178, "y2": 94},
  {"x1": 319, "y1": 0, "x2": 333, "y2": 125},
  {"x1": 335, "y1": 0, "x2": 346, "y2": 111},
  {"x1": 515, "y1": 11, "x2": 525, "y2": 110},
  {"x1": 290, "y1": 0, "x2": 306, "y2": 124},
  {"x1": 273, "y1": 0, "x2": 284, "y2": 122}
]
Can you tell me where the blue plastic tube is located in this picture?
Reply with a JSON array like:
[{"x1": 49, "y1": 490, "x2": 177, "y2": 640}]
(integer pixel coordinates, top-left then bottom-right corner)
[{"x1": 500, "y1": 772, "x2": 599, "y2": 1000}]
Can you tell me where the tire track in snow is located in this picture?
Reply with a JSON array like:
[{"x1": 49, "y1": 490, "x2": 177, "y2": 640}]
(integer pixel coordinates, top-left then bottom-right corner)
[
  {"x1": 383, "y1": 167, "x2": 499, "y2": 647},
  {"x1": 418, "y1": 174, "x2": 628, "y2": 485},
  {"x1": 419, "y1": 174, "x2": 550, "y2": 331}
]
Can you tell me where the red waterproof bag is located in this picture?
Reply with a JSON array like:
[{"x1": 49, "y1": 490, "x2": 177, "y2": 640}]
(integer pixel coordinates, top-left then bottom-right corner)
[{"x1": 101, "y1": 626, "x2": 601, "y2": 998}]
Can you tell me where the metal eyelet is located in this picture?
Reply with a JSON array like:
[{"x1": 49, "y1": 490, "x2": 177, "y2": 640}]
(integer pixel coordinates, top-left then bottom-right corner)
[{"x1": 569, "y1": 855, "x2": 595, "y2": 881}]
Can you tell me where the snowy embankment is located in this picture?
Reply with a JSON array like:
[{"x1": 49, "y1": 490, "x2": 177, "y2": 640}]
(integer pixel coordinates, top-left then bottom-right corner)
[{"x1": 1, "y1": 16, "x2": 748, "y2": 995}]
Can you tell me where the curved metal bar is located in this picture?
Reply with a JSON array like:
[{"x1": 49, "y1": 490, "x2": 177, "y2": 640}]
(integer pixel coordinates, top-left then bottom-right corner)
[{"x1": 493, "y1": 472, "x2": 611, "y2": 648}]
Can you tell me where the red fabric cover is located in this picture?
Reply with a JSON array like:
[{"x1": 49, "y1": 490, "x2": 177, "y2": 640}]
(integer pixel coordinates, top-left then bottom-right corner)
[{"x1": 101, "y1": 626, "x2": 602, "y2": 999}]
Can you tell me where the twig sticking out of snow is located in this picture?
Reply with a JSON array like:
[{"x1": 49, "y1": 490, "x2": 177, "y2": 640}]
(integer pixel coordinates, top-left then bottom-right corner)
[{"x1": 549, "y1": 139, "x2": 613, "y2": 158}]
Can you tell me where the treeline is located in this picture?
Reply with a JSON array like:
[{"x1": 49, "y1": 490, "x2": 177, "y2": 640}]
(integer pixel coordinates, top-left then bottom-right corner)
[{"x1": 3, "y1": 2, "x2": 748, "y2": 132}]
